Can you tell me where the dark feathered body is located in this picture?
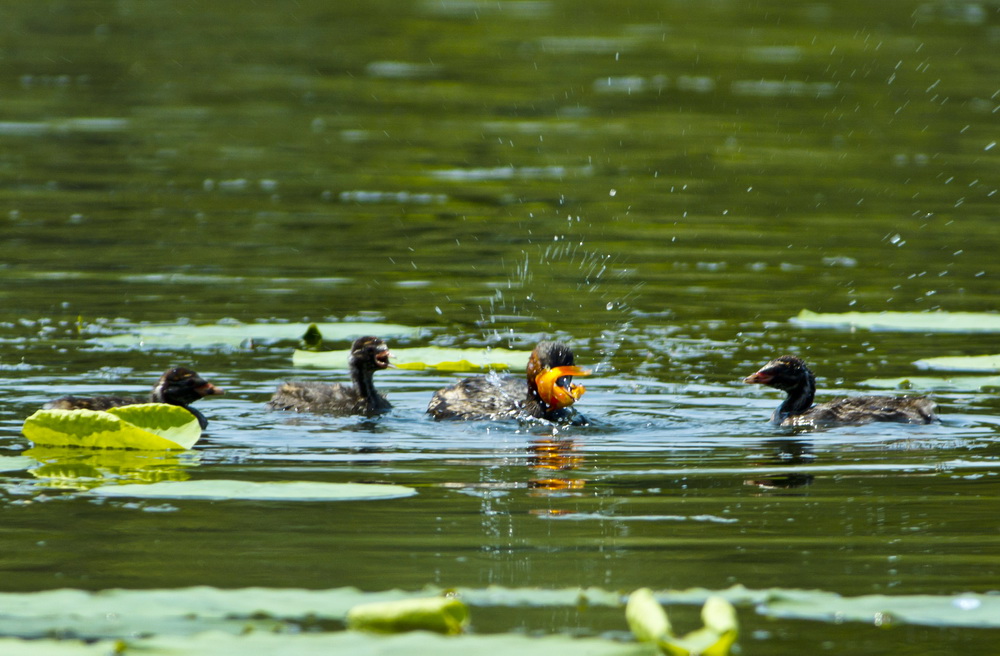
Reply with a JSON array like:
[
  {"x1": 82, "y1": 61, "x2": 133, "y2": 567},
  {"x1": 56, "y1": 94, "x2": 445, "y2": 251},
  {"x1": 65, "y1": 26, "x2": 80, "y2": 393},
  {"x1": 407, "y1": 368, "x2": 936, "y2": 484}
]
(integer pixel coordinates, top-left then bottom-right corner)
[
  {"x1": 267, "y1": 380, "x2": 390, "y2": 416},
  {"x1": 782, "y1": 395, "x2": 938, "y2": 427},
  {"x1": 745, "y1": 355, "x2": 938, "y2": 428},
  {"x1": 45, "y1": 367, "x2": 223, "y2": 429},
  {"x1": 267, "y1": 336, "x2": 391, "y2": 416},
  {"x1": 427, "y1": 341, "x2": 585, "y2": 424},
  {"x1": 426, "y1": 375, "x2": 531, "y2": 420}
]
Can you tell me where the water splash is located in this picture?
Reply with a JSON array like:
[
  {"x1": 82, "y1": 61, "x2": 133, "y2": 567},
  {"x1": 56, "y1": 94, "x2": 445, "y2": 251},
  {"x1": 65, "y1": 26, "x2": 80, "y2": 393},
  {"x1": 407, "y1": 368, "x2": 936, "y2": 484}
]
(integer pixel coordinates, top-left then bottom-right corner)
[{"x1": 475, "y1": 230, "x2": 641, "y2": 371}]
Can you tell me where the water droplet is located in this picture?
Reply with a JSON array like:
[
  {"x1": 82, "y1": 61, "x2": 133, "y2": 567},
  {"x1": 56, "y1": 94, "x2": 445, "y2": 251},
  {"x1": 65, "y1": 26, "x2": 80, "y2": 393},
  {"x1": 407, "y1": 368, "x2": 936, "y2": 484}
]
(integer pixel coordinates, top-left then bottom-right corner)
[
  {"x1": 606, "y1": 302, "x2": 614, "y2": 310},
  {"x1": 609, "y1": 189, "x2": 617, "y2": 197},
  {"x1": 435, "y1": 306, "x2": 442, "y2": 315}
]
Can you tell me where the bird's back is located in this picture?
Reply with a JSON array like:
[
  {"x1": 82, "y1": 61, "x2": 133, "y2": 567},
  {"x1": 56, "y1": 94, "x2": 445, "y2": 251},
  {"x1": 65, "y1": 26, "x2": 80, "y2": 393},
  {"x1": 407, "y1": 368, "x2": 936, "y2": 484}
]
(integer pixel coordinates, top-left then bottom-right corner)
[
  {"x1": 427, "y1": 375, "x2": 526, "y2": 420},
  {"x1": 267, "y1": 381, "x2": 388, "y2": 415},
  {"x1": 787, "y1": 395, "x2": 938, "y2": 427}
]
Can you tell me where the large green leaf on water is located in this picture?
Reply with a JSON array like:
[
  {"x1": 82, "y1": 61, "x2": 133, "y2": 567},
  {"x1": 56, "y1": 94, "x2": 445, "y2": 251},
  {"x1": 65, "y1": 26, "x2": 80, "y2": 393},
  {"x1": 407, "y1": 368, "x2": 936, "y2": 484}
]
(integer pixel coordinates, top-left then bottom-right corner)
[
  {"x1": 87, "y1": 479, "x2": 417, "y2": 501},
  {"x1": 913, "y1": 354, "x2": 1000, "y2": 372},
  {"x1": 292, "y1": 346, "x2": 532, "y2": 372},
  {"x1": 22, "y1": 404, "x2": 202, "y2": 450},
  {"x1": 106, "y1": 404, "x2": 203, "y2": 448},
  {"x1": 90, "y1": 321, "x2": 423, "y2": 350},
  {"x1": 347, "y1": 596, "x2": 470, "y2": 635},
  {"x1": 859, "y1": 375, "x2": 1000, "y2": 392},
  {"x1": 791, "y1": 309, "x2": 1000, "y2": 333}
]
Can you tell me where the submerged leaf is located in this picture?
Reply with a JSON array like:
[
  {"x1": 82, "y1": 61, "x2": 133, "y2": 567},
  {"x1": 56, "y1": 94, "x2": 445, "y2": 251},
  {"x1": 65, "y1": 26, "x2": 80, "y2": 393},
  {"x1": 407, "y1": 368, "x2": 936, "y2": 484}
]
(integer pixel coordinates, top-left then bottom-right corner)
[
  {"x1": 87, "y1": 479, "x2": 417, "y2": 501},
  {"x1": 22, "y1": 404, "x2": 202, "y2": 451},
  {"x1": 292, "y1": 346, "x2": 532, "y2": 372},
  {"x1": 625, "y1": 588, "x2": 672, "y2": 643},
  {"x1": 347, "y1": 596, "x2": 470, "y2": 635},
  {"x1": 791, "y1": 310, "x2": 1000, "y2": 333},
  {"x1": 913, "y1": 354, "x2": 1000, "y2": 372}
]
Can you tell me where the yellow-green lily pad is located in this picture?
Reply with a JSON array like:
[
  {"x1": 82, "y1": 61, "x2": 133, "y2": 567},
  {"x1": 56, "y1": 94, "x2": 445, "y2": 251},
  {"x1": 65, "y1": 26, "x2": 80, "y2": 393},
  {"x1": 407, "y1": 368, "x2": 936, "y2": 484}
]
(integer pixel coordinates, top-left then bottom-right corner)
[
  {"x1": 292, "y1": 346, "x2": 532, "y2": 372},
  {"x1": 791, "y1": 310, "x2": 1000, "y2": 333},
  {"x1": 347, "y1": 596, "x2": 470, "y2": 635},
  {"x1": 22, "y1": 404, "x2": 202, "y2": 451}
]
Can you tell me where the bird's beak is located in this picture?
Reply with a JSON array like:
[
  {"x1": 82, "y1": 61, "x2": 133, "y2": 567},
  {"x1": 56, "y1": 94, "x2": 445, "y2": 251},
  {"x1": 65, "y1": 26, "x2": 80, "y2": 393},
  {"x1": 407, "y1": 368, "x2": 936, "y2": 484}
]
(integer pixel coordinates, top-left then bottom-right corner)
[
  {"x1": 375, "y1": 345, "x2": 392, "y2": 369},
  {"x1": 196, "y1": 382, "x2": 225, "y2": 397},
  {"x1": 535, "y1": 366, "x2": 591, "y2": 410}
]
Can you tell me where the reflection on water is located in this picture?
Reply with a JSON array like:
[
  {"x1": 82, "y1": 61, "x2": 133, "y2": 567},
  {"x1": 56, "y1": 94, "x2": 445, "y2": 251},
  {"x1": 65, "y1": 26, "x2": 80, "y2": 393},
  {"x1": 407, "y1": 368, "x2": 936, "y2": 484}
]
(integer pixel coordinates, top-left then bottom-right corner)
[
  {"x1": 527, "y1": 437, "x2": 586, "y2": 492},
  {"x1": 743, "y1": 439, "x2": 816, "y2": 491},
  {"x1": 2, "y1": 0, "x2": 1000, "y2": 653},
  {"x1": 25, "y1": 447, "x2": 198, "y2": 490}
]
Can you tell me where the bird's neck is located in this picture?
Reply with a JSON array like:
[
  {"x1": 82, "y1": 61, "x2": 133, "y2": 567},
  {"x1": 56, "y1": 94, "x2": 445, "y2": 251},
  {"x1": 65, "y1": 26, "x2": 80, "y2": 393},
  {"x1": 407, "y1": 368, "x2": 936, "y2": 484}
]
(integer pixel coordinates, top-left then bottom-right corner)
[
  {"x1": 774, "y1": 371, "x2": 816, "y2": 422},
  {"x1": 524, "y1": 377, "x2": 550, "y2": 418},
  {"x1": 352, "y1": 366, "x2": 385, "y2": 409}
]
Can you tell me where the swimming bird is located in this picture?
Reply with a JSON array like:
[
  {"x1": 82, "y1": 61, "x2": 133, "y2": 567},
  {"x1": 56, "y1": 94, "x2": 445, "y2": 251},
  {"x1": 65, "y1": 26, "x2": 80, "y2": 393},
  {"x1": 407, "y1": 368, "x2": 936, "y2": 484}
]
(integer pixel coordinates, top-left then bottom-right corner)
[
  {"x1": 267, "y1": 336, "x2": 392, "y2": 416},
  {"x1": 744, "y1": 355, "x2": 937, "y2": 427},
  {"x1": 427, "y1": 341, "x2": 590, "y2": 424},
  {"x1": 45, "y1": 367, "x2": 224, "y2": 429}
]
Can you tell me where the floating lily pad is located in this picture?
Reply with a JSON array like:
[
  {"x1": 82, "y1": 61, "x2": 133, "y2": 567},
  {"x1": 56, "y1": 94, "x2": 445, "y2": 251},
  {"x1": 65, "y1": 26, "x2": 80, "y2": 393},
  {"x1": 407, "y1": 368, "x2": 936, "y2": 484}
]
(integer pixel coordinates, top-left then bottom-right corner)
[
  {"x1": 0, "y1": 631, "x2": 654, "y2": 656},
  {"x1": 292, "y1": 346, "x2": 532, "y2": 372},
  {"x1": 0, "y1": 584, "x2": 996, "y2": 654},
  {"x1": 22, "y1": 404, "x2": 202, "y2": 450},
  {"x1": 0, "y1": 585, "x2": 626, "y2": 641},
  {"x1": 761, "y1": 588, "x2": 1000, "y2": 628},
  {"x1": 859, "y1": 375, "x2": 1000, "y2": 392},
  {"x1": 87, "y1": 479, "x2": 417, "y2": 501},
  {"x1": 791, "y1": 310, "x2": 1000, "y2": 333},
  {"x1": 913, "y1": 354, "x2": 1000, "y2": 372},
  {"x1": 89, "y1": 321, "x2": 423, "y2": 350}
]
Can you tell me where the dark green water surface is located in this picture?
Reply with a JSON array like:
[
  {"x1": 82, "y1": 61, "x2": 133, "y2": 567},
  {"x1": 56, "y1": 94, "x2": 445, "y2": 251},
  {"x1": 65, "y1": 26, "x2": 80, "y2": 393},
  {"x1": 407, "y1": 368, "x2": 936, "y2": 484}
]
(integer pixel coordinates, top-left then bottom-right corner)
[{"x1": 1, "y1": 1, "x2": 999, "y2": 654}]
